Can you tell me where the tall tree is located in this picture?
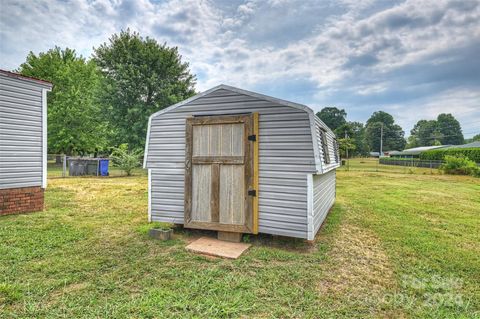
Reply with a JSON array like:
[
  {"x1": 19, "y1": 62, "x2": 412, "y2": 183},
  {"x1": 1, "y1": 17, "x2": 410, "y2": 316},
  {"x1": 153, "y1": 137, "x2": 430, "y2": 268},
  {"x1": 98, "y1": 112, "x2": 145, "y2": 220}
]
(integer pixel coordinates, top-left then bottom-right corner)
[
  {"x1": 365, "y1": 111, "x2": 406, "y2": 152},
  {"x1": 366, "y1": 111, "x2": 395, "y2": 127},
  {"x1": 409, "y1": 114, "x2": 464, "y2": 147},
  {"x1": 406, "y1": 135, "x2": 419, "y2": 148},
  {"x1": 93, "y1": 30, "x2": 196, "y2": 149},
  {"x1": 410, "y1": 120, "x2": 441, "y2": 146},
  {"x1": 316, "y1": 107, "x2": 347, "y2": 131},
  {"x1": 18, "y1": 47, "x2": 108, "y2": 155},
  {"x1": 436, "y1": 113, "x2": 464, "y2": 145},
  {"x1": 335, "y1": 121, "x2": 368, "y2": 156}
]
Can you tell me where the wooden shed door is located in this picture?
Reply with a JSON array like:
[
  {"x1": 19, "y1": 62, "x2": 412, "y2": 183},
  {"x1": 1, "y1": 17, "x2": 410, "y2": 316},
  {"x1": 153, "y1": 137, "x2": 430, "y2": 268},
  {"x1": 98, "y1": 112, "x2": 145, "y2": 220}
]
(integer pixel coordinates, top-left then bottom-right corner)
[{"x1": 184, "y1": 114, "x2": 256, "y2": 233}]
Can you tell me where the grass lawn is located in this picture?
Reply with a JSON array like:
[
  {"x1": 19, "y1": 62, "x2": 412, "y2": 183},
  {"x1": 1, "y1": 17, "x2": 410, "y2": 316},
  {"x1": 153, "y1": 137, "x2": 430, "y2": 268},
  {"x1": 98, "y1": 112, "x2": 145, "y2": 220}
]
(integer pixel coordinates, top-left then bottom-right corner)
[{"x1": 1, "y1": 159, "x2": 479, "y2": 318}]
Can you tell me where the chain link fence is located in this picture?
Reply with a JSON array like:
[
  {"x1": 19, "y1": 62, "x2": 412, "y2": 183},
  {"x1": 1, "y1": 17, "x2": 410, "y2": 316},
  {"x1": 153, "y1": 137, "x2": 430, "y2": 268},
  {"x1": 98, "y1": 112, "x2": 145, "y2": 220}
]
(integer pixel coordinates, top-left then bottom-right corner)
[
  {"x1": 379, "y1": 158, "x2": 444, "y2": 168},
  {"x1": 47, "y1": 154, "x2": 146, "y2": 178},
  {"x1": 338, "y1": 157, "x2": 442, "y2": 175}
]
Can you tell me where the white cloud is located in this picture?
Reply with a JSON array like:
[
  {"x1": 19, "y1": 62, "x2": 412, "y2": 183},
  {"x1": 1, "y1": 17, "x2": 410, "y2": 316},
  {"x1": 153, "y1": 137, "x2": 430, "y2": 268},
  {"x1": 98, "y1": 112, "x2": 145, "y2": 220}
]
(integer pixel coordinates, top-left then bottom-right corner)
[{"x1": 0, "y1": 0, "x2": 479, "y2": 134}]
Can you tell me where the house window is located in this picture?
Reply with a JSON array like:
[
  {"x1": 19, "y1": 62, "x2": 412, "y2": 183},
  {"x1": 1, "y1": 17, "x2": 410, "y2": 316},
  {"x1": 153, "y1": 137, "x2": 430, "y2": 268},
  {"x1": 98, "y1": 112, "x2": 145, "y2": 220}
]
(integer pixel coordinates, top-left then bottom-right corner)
[{"x1": 321, "y1": 128, "x2": 330, "y2": 164}]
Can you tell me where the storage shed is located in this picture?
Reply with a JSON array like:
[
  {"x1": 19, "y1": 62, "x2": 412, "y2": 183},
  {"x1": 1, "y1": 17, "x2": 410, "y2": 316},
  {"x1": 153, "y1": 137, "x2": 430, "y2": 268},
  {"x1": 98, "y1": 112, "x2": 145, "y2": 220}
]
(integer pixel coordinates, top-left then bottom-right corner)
[
  {"x1": 0, "y1": 70, "x2": 52, "y2": 215},
  {"x1": 144, "y1": 85, "x2": 340, "y2": 240}
]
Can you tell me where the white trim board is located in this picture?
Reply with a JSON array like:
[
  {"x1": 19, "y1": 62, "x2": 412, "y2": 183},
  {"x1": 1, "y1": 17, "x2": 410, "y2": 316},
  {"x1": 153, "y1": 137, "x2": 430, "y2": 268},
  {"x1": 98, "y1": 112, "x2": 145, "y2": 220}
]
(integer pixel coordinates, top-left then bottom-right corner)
[
  {"x1": 306, "y1": 174, "x2": 314, "y2": 241},
  {"x1": 308, "y1": 112, "x2": 323, "y2": 174},
  {"x1": 41, "y1": 88, "x2": 50, "y2": 189},
  {"x1": 143, "y1": 116, "x2": 152, "y2": 168},
  {"x1": 148, "y1": 169, "x2": 152, "y2": 222}
]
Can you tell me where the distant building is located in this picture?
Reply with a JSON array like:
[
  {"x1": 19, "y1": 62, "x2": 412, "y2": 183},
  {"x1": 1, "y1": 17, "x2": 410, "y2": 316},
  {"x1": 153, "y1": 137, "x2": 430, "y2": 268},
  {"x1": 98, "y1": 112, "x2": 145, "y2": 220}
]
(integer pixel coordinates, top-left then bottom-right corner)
[
  {"x1": 389, "y1": 145, "x2": 451, "y2": 158},
  {"x1": 0, "y1": 70, "x2": 52, "y2": 215},
  {"x1": 370, "y1": 151, "x2": 396, "y2": 158},
  {"x1": 447, "y1": 141, "x2": 480, "y2": 149}
]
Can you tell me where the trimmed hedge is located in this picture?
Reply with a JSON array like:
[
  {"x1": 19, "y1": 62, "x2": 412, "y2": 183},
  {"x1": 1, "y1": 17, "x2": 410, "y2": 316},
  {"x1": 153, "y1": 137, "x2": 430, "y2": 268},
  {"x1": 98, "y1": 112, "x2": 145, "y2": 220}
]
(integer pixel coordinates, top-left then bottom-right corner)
[
  {"x1": 420, "y1": 148, "x2": 480, "y2": 163},
  {"x1": 440, "y1": 155, "x2": 480, "y2": 177}
]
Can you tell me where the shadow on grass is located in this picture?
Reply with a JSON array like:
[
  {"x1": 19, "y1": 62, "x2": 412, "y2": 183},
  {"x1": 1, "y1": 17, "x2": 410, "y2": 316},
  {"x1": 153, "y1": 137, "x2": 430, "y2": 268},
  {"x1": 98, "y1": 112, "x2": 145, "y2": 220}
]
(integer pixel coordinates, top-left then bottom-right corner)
[{"x1": 140, "y1": 204, "x2": 346, "y2": 255}]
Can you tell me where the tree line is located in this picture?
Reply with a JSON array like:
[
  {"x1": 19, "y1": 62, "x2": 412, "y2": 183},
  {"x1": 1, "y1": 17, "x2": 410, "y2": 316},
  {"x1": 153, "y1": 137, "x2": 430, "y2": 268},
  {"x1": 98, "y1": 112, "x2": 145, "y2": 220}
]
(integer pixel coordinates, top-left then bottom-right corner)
[
  {"x1": 18, "y1": 30, "x2": 196, "y2": 155},
  {"x1": 15, "y1": 29, "x2": 474, "y2": 157},
  {"x1": 316, "y1": 107, "x2": 469, "y2": 158}
]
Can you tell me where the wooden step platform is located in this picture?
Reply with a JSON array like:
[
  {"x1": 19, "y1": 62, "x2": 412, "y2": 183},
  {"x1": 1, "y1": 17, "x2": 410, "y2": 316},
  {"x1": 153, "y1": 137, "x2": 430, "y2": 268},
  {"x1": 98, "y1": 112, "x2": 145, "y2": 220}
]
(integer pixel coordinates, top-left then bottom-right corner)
[{"x1": 186, "y1": 236, "x2": 251, "y2": 259}]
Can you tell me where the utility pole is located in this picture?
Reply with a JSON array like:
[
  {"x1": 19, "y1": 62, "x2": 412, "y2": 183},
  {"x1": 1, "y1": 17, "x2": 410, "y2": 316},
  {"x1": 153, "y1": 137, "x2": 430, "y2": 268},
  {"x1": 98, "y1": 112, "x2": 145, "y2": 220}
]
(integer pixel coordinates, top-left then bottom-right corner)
[{"x1": 380, "y1": 123, "x2": 384, "y2": 156}]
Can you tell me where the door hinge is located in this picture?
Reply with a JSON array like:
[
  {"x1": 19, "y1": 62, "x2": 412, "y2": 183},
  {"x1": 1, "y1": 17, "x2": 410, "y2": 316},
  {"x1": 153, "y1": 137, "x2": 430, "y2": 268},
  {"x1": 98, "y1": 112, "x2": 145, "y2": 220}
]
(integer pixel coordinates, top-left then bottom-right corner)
[
  {"x1": 248, "y1": 134, "x2": 256, "y2": 142},
  {"x1": 248, "y1": 189, "x2": 257, "y2": 197}
]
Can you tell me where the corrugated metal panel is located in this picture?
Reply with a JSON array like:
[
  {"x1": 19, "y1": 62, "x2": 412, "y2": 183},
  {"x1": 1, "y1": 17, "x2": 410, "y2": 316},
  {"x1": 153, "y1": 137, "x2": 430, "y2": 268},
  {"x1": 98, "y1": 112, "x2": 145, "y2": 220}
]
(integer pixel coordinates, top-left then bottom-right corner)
[
  {"x1": 312, "y1": 170, "x2": 336, "y2": 235},
  {"x1": 147, "y1": 89, "x2": 315, "y2": 238},
  {"x1": 0, "y1": 74, "x2": 44, "y2": 190}
]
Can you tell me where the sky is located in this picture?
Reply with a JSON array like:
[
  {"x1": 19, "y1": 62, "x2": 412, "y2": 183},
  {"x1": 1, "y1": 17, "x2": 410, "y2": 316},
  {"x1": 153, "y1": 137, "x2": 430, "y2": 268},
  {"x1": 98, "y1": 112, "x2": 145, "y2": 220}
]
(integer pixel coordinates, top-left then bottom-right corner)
[{"x1": 1, "y1": 0, "x2": 479, "y2": 137}]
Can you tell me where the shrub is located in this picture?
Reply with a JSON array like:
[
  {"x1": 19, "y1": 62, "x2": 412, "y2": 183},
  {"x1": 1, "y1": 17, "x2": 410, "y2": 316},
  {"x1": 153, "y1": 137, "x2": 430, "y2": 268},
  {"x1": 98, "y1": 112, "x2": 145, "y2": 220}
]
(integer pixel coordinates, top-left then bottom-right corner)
[
  {"x1": 420, "y1": 148, "x2": 480, "y2": 162},
  {"x1": 110, "y1": 144, "x2": 142, "y2": 176},
  {"x1": 440, "y1": 155, "x2": 480, "y2": 177}
]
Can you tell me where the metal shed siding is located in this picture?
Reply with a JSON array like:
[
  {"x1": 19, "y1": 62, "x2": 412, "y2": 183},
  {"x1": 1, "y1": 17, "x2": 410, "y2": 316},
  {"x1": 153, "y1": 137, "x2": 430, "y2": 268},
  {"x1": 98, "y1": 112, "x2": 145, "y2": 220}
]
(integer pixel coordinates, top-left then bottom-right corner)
[
  {"x1": 147, "y1": 89, "x2": 316, "y2": 238},
  {"x1": 312, "y1": 169, "x2": 336, "y2": 235},
  {"x1": 0, "y1": 75, "x2": 46, "y2": 189}
]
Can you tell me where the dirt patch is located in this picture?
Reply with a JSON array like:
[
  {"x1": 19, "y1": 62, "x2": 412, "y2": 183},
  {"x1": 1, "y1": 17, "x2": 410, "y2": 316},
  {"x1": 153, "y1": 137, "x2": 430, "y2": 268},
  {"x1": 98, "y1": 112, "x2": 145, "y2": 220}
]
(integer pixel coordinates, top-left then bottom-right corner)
[
  {"x1": 317, "y1": 222, "x2": 398, "y2": 308},
  {"x1": 49, "y1": 282, "x2": 89, "y2": 302}
]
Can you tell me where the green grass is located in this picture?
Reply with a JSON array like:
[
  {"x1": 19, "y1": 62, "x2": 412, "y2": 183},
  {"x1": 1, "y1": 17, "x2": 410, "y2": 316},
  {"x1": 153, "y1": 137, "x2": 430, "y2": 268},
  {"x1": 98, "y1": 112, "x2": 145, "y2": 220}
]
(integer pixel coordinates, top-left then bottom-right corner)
[{"x1": 1, "y1": 158, "x2": 478, "y2": 318}]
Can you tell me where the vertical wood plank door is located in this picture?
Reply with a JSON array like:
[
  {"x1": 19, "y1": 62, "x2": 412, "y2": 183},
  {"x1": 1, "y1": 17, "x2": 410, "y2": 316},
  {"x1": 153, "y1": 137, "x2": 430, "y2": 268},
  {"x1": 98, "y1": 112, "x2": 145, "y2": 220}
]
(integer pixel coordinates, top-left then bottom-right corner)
[{"x1": 184, "y1": 114, "x2": 256, "y2": 233}]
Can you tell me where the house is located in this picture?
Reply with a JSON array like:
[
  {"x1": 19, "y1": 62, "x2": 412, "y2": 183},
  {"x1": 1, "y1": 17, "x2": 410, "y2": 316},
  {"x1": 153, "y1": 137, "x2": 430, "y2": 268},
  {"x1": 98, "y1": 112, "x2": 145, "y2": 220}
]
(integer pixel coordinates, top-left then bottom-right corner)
[
  {"x1": 389, "y1": 145, "x2": 450, "y2": 158},
  {"x1": 0, "y1": 70, "x2": 52, "y2": 215},
  {"x1": 447, "y1": 141, "x2": 480, "y2": 149},
  {"x1": 143, "y1": 85, "x2": 340, "y2": 240}
]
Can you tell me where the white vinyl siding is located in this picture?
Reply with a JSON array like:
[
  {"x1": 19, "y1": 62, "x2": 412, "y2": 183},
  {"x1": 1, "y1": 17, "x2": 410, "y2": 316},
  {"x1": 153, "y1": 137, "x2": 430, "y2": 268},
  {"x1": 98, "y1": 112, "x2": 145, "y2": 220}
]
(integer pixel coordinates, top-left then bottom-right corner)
[
  {"x1": 311, "y1": 170, "x2": 336, "y2": 237},
  {"x1": 0, "y1": 74, "x2": 50, "y2": 189},
  {"x1": 145, "y1": 86, "x2": 339, "y2": 239},
  {"x1": 147, "y1": 89, "x2": 314, "y2": 238}
]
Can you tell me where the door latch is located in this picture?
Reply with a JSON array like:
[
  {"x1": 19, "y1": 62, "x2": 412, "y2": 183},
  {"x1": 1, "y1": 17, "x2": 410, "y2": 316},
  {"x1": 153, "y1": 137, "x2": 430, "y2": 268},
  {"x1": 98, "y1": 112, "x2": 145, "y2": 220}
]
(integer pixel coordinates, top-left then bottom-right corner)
[
  {"x1": 248, "y1": 134, "x2": 256, "y2": 142},
  {"x1": 248, "y1": 190, "x2": 257, "y2": 197}
]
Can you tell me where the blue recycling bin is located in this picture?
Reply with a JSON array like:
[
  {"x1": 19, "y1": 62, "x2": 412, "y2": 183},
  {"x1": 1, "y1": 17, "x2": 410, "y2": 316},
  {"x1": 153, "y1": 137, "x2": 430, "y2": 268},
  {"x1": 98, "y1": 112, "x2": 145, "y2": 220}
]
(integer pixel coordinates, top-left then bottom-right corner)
[{"x1": 99, "y1": 159, "x2": 109, "y2": 176}]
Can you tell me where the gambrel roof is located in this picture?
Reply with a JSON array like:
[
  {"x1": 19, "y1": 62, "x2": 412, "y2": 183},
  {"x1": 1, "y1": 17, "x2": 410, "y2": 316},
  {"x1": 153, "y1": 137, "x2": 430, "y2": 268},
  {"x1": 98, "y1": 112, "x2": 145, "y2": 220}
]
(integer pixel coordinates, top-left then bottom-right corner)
[{"x1": 144, "y1": 84, "x2": 340, "y2": 173}]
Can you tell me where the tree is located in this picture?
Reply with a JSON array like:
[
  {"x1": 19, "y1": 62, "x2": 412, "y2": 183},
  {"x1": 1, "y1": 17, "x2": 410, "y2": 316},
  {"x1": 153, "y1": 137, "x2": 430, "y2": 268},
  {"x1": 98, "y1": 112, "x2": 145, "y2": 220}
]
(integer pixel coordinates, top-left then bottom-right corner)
[
  {"x1": 335, "y1": 121, "x2": 368, "y2": 156},
  {"x1": 409, "y1": 120, "x2": 441, "y2": 146},
  {"x1": 18, "y1": 47, "x2": 108, "y2": 155},
  {"x1": 365, "y1": 111, "x2": 406, "y2": 152},
  {"x1": 436, "y1": 113, "x2": 464, "y2": 145},
  {"x1": 316, "y1": 107, "x2": 347, "y2": 131},
  {"x1": 406, "y1": 135, "x2": 419, "y2": 148},
  {"x1": 409, "y1": 114, "x2": 464, "y2": 147},
  {"x1": 338, "y1": 137, "x2": 356, "y2": 158},
  {"x1": 93, "y1": 30, "x2": 196, "y2": 150},
  {"x1": 366, "y1": 110, "x2": 395, "y2": 127}
]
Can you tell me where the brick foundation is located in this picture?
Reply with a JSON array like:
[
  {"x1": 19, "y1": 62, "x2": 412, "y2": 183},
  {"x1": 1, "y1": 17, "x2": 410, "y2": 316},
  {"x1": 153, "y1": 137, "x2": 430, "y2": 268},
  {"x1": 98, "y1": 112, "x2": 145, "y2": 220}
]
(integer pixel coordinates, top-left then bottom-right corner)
[{"x1": 0, "y1": 186, "x2": 44, "y2": 215}]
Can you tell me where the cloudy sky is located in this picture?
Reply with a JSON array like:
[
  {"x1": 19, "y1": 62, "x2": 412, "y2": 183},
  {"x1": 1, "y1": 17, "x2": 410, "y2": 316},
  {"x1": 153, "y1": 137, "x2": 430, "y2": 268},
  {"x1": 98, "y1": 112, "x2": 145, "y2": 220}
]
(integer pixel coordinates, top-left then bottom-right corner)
[{"x1": 1, "y1": 0, "x2": 479, "y2": 137}]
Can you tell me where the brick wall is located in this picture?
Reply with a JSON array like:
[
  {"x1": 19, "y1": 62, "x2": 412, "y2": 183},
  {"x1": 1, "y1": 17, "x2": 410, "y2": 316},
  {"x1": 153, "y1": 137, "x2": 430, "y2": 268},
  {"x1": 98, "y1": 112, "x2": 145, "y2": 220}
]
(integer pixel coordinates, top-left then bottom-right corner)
[{"x1": 0, "y1": 186, "x2": 44, "y2": 215}]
